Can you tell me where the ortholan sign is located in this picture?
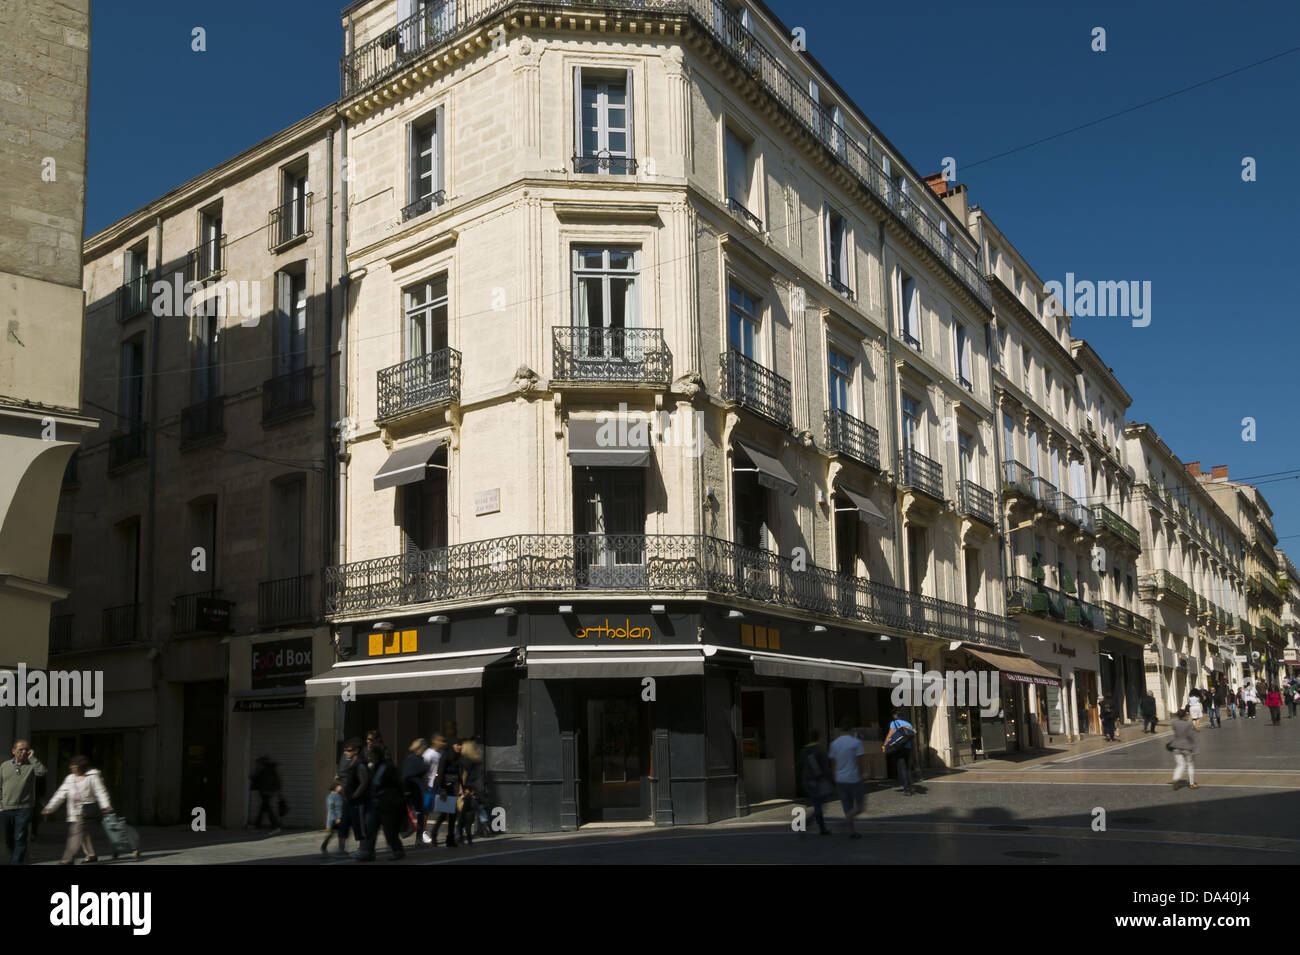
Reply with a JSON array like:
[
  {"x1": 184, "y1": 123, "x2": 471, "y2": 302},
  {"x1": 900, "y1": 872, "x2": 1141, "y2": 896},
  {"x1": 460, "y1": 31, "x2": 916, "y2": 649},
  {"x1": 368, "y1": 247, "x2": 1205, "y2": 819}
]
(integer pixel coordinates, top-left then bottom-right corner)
[{"x1": 252, "y1": 637, "x2": 313, "y2": 689}]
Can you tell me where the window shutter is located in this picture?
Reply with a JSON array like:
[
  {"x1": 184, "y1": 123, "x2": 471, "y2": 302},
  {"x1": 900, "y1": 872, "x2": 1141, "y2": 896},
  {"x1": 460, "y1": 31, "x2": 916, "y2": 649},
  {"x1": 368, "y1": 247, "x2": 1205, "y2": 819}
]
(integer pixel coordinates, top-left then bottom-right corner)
[
  {"x1": 624, "y1": 68, "x2": 634, "y2": 167},
  {"x1": 406, "y1": 121, "x2": 416, "y2": 206},
  {"x1": 434, "y1": 104, "x2": 446, "y2": 200},
  {"x1": 838, "y1": 218, "x2": 849, "y2": 283},
  {"x1": 572, "y1": 66, "x2": 583, "y2": 165},
  {"x1": 276, "y1": 272, "x2": 291, "y2": 376},
  {"x1": 822, "y1": 203, "x2": 832, "y2": 277}
]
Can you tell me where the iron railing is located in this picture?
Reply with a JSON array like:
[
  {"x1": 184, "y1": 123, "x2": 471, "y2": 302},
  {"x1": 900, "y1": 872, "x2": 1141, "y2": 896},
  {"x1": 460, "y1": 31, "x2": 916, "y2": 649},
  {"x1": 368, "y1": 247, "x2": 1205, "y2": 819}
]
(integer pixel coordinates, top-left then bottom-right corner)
[
  {"x1": 1092, "y1": 504, "x2": 1140, "y2": 549},
  {"x1": 897, "y1": 448, "x2": 943, "y2": 500},
  {"x1": 826, "y1": 273, "x2": 855, "y2": 300},
  {"x1": 401, "y1": 189, "x2": 447, "y2": 221},
  {"x1": 117, "y1": 275, "x2": 150, "y2": 322},
  {"x1": 325, "y1": 532, "x2": 1020, "y2": 650},
  {"x1": 573, "y1": 153, "x2": 637, "y2": 175},
  {"x1": 259, "y1": 575, "x2": 315, "y2": 628},
  {"x1": 1140, "y1": 569, "x2": 1192, "y2": 606},
  {"x1": 824, "y1": 409, "x2": 879, "y2": 470},
  {"x1": 172, "y1": 590, "x2": 231, "y2": 635},
  {"x1": 727, "y1": 196, "x2": 763, "y2": 230},
  {"x1": 957, "y1": 478, "x2": 995, "y2": 526},
  {"x1": 1057, "y1": 492, "x2": 1094, "y2": 533},
  {"x1": 108, "y1": 424, "x2": 147, "y2": 471},
  {"x1": 720, "y1": 349, "x2": 791, "y2": 428},
  {"x1": 180, "y1": 396, "x2": 225, "y2": 446},
  {"x1": 377, "y1": 349, "x2": 462, "y2": 420},
  {"x1": 185, "y1": 235, "x2": 226, "y2": 283},
  {"x1": 552, "y1": 327, "x2": 671, "y2": 385},
  {"x1": 262, "y1": 365, "x2": 314, "y2": 422},
  {"x1": 268, "y1": 192, "x2": 312, "y2": 249},
  {"x1": 1002, "y1": 460, "x2": 1035, "y2": 498},
  {"x1": 102, "y1": 603, "x2": 139, "y2": 645},
  {"x1": 1102, "y1": 600, "x2": 1153, "y2": 637},
  {"x1": 1030, "y1": 476, "x2": 1058, "y2": 514},
  {"x1": 1007, "y1": 576, "x2": 1105, "y2": 632}
]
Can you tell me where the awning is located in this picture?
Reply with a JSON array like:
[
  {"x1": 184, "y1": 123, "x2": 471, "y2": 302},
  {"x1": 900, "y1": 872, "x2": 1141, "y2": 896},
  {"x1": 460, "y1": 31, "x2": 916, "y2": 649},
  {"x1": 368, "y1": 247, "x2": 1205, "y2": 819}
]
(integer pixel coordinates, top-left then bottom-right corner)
[
  {"x1": 304, "y1": 650, "x2": 514, "y2": 697},
  {"x1": 837, "y1": 486, "x2": 890, "y2": 529},
  {"x1": 734, "y1": 441, "x2": 797, "y2": 496},
  {"x1": 964, "y1": 647, "x2": 1062, "y2": 687},
  {"x1": 373, "y1": 437, "x2": 447, "y2": 491},
  {"x1": 567, "y1": 418, "x2": 651, "y2": 468},
  {"x1": 752, "y1": 656, "x2": 864, "y2": 684},
  {"x1": 862, "y1": 664, "x2": 919, "y2": 692},
  {"x1": 525, "y1": 647, "x2": 705, "y2": 679}
]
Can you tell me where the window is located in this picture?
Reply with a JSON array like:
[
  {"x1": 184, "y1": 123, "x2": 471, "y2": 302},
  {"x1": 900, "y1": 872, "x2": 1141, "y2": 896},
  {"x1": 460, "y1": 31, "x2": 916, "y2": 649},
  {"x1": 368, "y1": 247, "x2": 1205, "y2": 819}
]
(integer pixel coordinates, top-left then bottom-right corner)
[
  {"x1": 270, "y1": 476, "x2": 308, "y2": 579},
  {"x1": 401, "y1": 453, "x2": 448, "y2": 555},
  {"x1": 405, "y1": 106, "x2": 446, "y2": 215},
  {"x1": 190, "y1": 309, "x2": 220, "y2": 404},
  {"x1": 573, "y1": 248, "x2": 638, "y2": 359},
  {"x1": 724, "y1": 126, "x2": 757, "y2": 224},
  {"x1": 574, "y1": 69, "x2": 633, "y2": 174},
  {"x1": 907, "y1": 526, "x2": 927, "y2": 595},
  {"x1": 115, "y1": 518, "x2": 141, "y2": 607},
  {"x1": 958, "y1": 431, "x2": 974, "y2": 485},
  {"x1": 964, "y1": 546, "x2": 981, "y2": 610},
  {"x1": 188, "y1": 497, "x2": 217, "y2": 593},
  {"x1": 1022, "y1": 346, "x2": 1032, "y2": 397},
  {"x1": 728, "y1": 282, "x2": 760, "y2": 360},
  {"x1": 1003, "y1": 412, "x2": 1016, "y2": 462},
  {"x1": 954, "y1": 321, "x2": 972, "y2": 389},
  {"x1": 900, "y1": 274, "x2": 920, "y2": 348},
  {"x1": 997, "y1": 326, "x2": 1008, "y2": 371},
  {"x1": 808, "y1": 78, "x2": 820, "y2": 138},
  {"x1": 119, "y1": 336, "x2": 145, "y2": 429},
  {"x1": 121, "y1": 242, "x2": 149, "y2": 318},
  {"x1": 1026, "y1": 426, "x2": 1039, "y2": 476},
  {"x1": 199, "y1": 206, "x2": 223, "y2": 277},
  {"x1": 1049, "y1": 445, "x2": 1060, "y2": 489},
  {"x1": 828, "y1": 103, "x2": 845, "y2": 158},
  {"x1": 987, "y1": 244, "x2": 1000, "y2": 277},
  {"x1": 279, "y1": 163, "x2": 308, "y2": 244},
  {"x1": 275, "y1": 271, "x2": 308, "y2": 376},
  {"x1": 824, "y1": 206, "x2": 850, "y2": 294},
  {"x1": 828, "y1": 347, "x2": 852, "y2": 413},
  {"x1": 405, "y1": 273, "x2": 449, "y2": 360},
  {"x1": 901, "y1": 394, "x2": 921, "y2": 453},
  {"x1": 574, "y1": 467, "x2": 645, "y2": 575}
]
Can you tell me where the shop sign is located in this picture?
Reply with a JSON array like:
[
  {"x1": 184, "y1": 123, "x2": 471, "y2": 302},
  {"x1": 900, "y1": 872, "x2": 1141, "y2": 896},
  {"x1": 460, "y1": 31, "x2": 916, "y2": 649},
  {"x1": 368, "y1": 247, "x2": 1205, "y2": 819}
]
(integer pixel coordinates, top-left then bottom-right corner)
[
  {"x1": 1003, "y1": 671, "x2": 1061, "y2": 687},
  {"x1": 252, "y1": 637, "x2": 313, "y2": 689},
  {"x1": 574, "y1": 618, "x2": 651, "y2": 640},
  {"x1": 475, "y1": 488, "x2": 501, "y2": 515},
  {"x1": 1052, "y1": 642, "x2": 1077, "y2": 658},
  {"x1": 233, "y1": 698, "x2": 305, "y2": 712},
  {"x1": 368, "y1": 629, "x2": 419, "y2": 657}
]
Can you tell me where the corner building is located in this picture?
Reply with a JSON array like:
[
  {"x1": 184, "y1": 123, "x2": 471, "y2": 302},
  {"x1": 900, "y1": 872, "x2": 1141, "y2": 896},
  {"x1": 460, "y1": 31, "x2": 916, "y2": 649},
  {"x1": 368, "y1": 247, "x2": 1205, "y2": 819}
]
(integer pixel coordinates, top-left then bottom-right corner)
[{"x1": 318, "y1": 0, "x2": 1021, "y2": 830}]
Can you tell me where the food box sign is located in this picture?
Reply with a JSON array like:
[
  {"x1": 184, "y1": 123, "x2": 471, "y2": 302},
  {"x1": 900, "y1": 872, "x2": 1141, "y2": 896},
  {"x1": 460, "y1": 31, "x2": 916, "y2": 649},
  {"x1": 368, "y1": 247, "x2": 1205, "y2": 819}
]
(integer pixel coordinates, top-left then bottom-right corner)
[{"x1": 252, "y1": 637, "x2": 314, "y2": 689}]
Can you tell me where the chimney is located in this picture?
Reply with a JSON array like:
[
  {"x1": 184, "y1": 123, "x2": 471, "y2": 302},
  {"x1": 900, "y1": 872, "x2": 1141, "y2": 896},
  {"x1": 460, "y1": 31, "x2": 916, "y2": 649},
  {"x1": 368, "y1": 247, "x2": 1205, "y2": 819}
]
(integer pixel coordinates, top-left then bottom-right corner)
[
  {"x1": 1211, "y1": 464, "x2": 1228, "y2": 480},
  {"x1": 1185, "y1": 462, "x2": 1201, "y2": 477},
  {"x1": 924, "y1": 172, "x2": 949, "y2": 197}
]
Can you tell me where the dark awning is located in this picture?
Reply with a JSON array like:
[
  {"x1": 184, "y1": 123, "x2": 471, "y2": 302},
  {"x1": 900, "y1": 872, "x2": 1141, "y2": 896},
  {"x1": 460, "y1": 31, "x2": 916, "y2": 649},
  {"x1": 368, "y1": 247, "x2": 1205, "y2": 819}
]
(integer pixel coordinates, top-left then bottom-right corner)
[
  {"x1": 734, "y1": 441, "x2": 797, "y2": 496},
  {"x1": 837, "y1": 486, "x2": 890, "y2": 529},
  {"x1": 304, "y1": 650, "x2": 514, "y2": 697},
  {"x1": 964, "y1": 647, "x2": 1062, "y2": 687},
  {"x1": 752, "y1": 656, "x2": 863, "y2": 684},
  {"x1": 373, "y1": 437, "x2": 447, "y2": 491},
  {"x1": 567, "y1": 417, "x2": 651, "y2": 468},
  {"x1": 525, "y1": 647, "x2": 705, "y2": 679}
]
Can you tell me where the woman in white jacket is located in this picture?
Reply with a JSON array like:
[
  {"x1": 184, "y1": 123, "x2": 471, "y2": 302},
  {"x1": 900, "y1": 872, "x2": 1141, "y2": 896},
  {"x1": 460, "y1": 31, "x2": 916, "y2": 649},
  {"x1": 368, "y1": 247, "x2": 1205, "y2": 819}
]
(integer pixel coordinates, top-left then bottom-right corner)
[{"x1": 41, "y1": 755, "x2": 113, "y2": 864}]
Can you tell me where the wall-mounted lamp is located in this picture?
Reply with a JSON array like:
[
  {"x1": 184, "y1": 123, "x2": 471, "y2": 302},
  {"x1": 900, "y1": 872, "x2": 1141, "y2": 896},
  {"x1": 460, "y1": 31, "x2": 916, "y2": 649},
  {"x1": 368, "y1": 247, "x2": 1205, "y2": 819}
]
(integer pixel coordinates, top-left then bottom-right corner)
[
  {"x1": 650, "y1": 604, "x2": 666, "y2": 614},
  {"x1": 705, "y1": 486, "x2": 717, "y2": 501},
  {"x1": 558, "y1": 604, "x2": 574, "y2": 614},
  {"x1": 727, "y1": 610, "x2": 744, "y2": 619},
  {"x1": 948, "y1": 641, "x2": 962, "y2": 651},
  {"x1": 495, "y1": 607, "x2": 518, "y2": 617},
  {"x1": 372, "y1": 621, "x2": 395, "y2": 632},
  {"x1": 810, "y1": 624, "x2": 827, "y2": 633},
  {"x1": 816, "y1": 488, "x2": 826, "y2": 506},
  {"x1": 428, "y1": 615, "x2": 450, "y2": 624},
  {"x1": 878, "y1": 635, "x2": 891, "y2": 642}
]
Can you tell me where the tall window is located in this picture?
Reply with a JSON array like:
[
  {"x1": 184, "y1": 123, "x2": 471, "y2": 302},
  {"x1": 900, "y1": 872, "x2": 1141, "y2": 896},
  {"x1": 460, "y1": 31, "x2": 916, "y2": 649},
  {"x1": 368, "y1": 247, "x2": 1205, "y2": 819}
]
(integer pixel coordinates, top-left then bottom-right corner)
[
  {"x1": 199, "y1": 207, "x2": 222, "y2": 276},
  {"x1": 188, "y1": 497, "x2": 217, "y2": 593},
  {"x1": 573, "y1": 248, "x2": 638, "y2": 359},
  {"x1": 1049, "y1": 445, "x2": 1060, "y2": 489},
  {"x1": 728, "y1": 282, "x2": 760, "y2": 360},
  {"x1": 1022, "y1": 346, "x2": 1032, "y2": 397},
  {"x1": 825, "y1": 206, "x2": 849, "y2": 292},
  {"x1": 406, "y1": 107, "x2": 445, "y2": 212},
  {"x1": 405, "y1": 273, "x2": 449, "y2": 360},
  {"x1": 1003, "y1": 412, "x2": 1016, "y2": 462},
  {"x1": 574, "y1": 468, "x2": 645, "y2": 572},
  {"x1": 275, "y1": 271, "x2": 308, "y2": 376},
  {"x1": 190, "y1": 309, "x2": 220, "y2": 404},
  {"x1": 119, "y1": 336, "x2": 144, "y2": 429},
  {"x1": 270, "y1": 476, "x2": 307, "y2": 579},
  {"x1": 724, "y1": 127, "x2": 756, "y2": 221},
  {"x1": 575, "y1": 69, "x2": 632, "y2": 173},
  {"x1": 280, "y1": 163, "x2": 308, "y2": 243},
  {"x1": 1026, "y1": 425, "x2": 1039, "y2": 476},
  {"x1": 122, "y1": 242, "x2": 149, "y2": 317},
  {"x1": 828, "y1": 347, "x2": 852, "y2": 412},
  {"x1": 954, "y1": 322, "x2": 972, "y2": 389},
  {"x1": 901, "y1": 394, "x2": 921, "y2": 453},
  {"x1": 958, "y1": 431, "x2": 974, "y2": 484},
  {"x1": 116, "y1": 517, "x2": 141, "y2": 607},
  {"x1": 900, "y1": 274, "x2": 920, "y2": 348}
]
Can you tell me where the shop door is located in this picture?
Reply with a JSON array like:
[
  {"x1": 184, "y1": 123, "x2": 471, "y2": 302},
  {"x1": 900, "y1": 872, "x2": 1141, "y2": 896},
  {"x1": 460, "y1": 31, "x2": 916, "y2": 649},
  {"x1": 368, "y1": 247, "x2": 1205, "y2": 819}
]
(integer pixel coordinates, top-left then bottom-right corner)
[
  {"x1": 181, "y1": 681, "x2": 225, "y2": 821},
  {"x1": 249, "y1": 706, "x2": 316, "y2": 828},
  {"x1": 581, "y1": 697, "x2": 649, "y2": 823}
]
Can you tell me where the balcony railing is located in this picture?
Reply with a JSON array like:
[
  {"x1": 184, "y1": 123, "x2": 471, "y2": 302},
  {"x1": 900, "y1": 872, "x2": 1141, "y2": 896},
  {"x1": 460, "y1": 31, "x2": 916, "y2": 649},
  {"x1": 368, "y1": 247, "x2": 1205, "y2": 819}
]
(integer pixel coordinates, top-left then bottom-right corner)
[
  {"x1": 262, "y1": 365, "x2": 314, "y2": 423},
  {"x1": 1102, "y1": 600, "x2": 1153, "y2": 638},
  {"x1": 573, "y1": 153, "x2": 637, "y2": 175},
  {"x1": 117, "y1": 274, "x2": 150, "y2": 322},
  {"x1": 1141, "y1": 569, "x2": 1192, "y2": 606},
  {"x1": 102, "y1": 603, "x2": 139, "y2": 646},
  {"x1": 957, "y1": 478, "x2": 995, "y2": 526},
  {"x1": 898, "y1": 449, "x2": 943, "y2": 501},
  {"x1": 720, "y1": 349, "x2": 791, "y2": 428},
  {"x1": 49, "y1": 613, "x2": 73, "y2": 654},
  {"x1": 180, "y1": 395, "x2": 225, "y2": 447},
  {"x1": 1029, "y1": 477, "x2": 1058, "y2": 514},
  {"x1": 377, "y1": 349, "x2": 462, "y2": 420},
  {"x1": 552, "y1": 327, "x2": 671, "y2": 385},
  {"x1": 726, "y1": 196, "x2": 763, "y2": 231},
  {"x1": 259, "y1": 575, "x2": 315, "y2": 628},
  {"x1": 1092, "y1": 504, "x2": 1140, "y2": 550},
  {"x1": 185, "y1": 235, "x2": 226, "y2": 284},
  {"x1": 325, "y1": 533, "x2": 1021, "y2": 651},
  {"x1": 268, "y1": 193, "x2": 312, "y2": 250},
  {"x1": 1002, "y1": 460, "x2": 1035, "y2": 498},
  {"x1": 340, "y1": 0, "x2": 990, "y2": 310},
  {"x1": 401, "y1": 189, "x2": 447, "y2": 221},
  {"x1": 172, "y1": 590, "x2": 232, "y2": 636},
  {"x1": 108, "y1": 424, "x2": 147, "y2": 471},
  {"x1": 1007, "y1": 576, "x2": 1106, "y2": 632},
  {"x1": 1056, "y1": 492, "x2": 1094, "y2": 533},
  {"x1": 824, "y1": 409, "x2": 879, "y2": 470},
  {"x1": 826, "y1": 273, "x2": 855, "y2": 301}
]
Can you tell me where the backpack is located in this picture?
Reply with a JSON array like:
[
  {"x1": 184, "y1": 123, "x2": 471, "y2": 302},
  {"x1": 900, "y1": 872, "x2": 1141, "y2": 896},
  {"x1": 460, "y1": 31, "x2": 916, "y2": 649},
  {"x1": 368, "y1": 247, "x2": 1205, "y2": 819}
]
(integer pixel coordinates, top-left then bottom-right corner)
[{"x1": 884, "y1": 721, "x2": 915, "y2": 754}]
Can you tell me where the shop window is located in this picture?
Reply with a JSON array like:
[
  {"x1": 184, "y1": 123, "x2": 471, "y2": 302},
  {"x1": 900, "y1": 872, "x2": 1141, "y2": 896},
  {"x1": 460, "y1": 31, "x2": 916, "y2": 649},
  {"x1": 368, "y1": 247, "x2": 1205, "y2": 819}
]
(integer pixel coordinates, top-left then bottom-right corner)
[{"x1": 573, "y1": 467, "x2": 645, "y2": 586}]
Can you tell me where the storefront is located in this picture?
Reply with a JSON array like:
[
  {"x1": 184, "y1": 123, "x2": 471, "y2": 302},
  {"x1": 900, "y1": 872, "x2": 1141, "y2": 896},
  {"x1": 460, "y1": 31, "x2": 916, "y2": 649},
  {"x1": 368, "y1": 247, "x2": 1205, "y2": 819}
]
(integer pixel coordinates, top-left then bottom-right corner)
[
  {"x1": 310, "y1": 602, "x2": 912, "y2": 831},
  {"x1": 1019, "y1": 628, "x2": 1102, "y2": 740},
  {"x1": 1100, "y1": 634, "x2": 1146, "y2": 723},
  {"x1": 946, "y1": 646, "x2": 1061, "y2": 760}
]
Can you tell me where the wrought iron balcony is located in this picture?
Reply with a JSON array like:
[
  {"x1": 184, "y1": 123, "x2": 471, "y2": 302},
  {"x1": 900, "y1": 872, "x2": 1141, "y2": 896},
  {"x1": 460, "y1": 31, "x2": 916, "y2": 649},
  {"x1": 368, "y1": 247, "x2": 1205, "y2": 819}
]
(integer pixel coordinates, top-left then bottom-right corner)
[
  {"x1": 824, "y1": 408, "x2": 879, "y2": 470},
  {"x1": 957, "y1": 479, "x2": 995, "y2": 526},
  {"x1": 117, "y1": 275, "x2": 150, "y2": 322},
  {"x1": 172, "y1": 590, "x2": 232, "y2": 636},
  {"x1": 1140, "y1": 569, "x2": 1192, "y2": 606},
  {"x1": 259, "y1": 575, "x2": 315, "y2": 628},
  {"x1": 898, "y1": 449, "x2": 944, "y2": 501},
  {"x1": 268, "y1": 193, "x2": 312, "y2": 250},
  {"x1": 1007, "y1": 576, "x2": 1105, "y2": 632},
  {"x1": 1002, "y1": 460, "x2": 1035, "y2": 498},
  {"x1": 185, "y1": 235, "x2": 226, "y2": 284},
  {"x1": 727, "y1": 196, "x2": 763, "y2": 231},
  {"x1": 401, "y1": 190, "x2": 447, "y2": 221},
  {"x1": 826, "y1": 273, "x2": 855, "y2": 301},
  {"x1": 1030, "y1": 476, "x2": 1058, "y2": 514},
  {"x1": 108, "y1": 424, "x2": 147, "y2": 471},
  {"x1": 1092, "y1": 504, "x2": 1140, "y2": 549},
  {"x1": 720, "y1": 349, "x2": 791, "y2": 428},
  {"x1": 102, "y1": 603, "x2": 139, "y2": 646},
  {"x1": 1102, "y1": 600, "x2": 1152, "y2": 637},
  {"x1": 573, "y1": 153, "x2": 637, "y2": 175},
  {"x1": 377, "y1": 349, "x2": 462, "y2": 420},
  {"x1": 325, "y1": 532, "x2": 1021, "y2": 651},
  {"x1": 262, "y1": 365, "x2": 314, "y2": 423},
  {"x1": 1057, "y1": 492, "x2": 1094, "y2": 533},
  {"x1": 180, "y1": 395, "x2": 225, "y2": 447},
  {"x1": 552, "y1": 327, "x2": 671, "y2": 385}
]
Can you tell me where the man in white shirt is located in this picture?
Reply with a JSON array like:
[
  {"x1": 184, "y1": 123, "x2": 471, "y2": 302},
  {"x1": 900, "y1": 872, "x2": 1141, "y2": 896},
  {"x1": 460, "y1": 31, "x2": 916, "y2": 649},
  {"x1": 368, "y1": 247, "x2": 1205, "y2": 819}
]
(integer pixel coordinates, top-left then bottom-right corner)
[
  {"x1": 827, "y1": 723, "x2": 867, "y2": 838},
  {"x1": 420, "y1": 735, "x2": 443, "y2": 844}
]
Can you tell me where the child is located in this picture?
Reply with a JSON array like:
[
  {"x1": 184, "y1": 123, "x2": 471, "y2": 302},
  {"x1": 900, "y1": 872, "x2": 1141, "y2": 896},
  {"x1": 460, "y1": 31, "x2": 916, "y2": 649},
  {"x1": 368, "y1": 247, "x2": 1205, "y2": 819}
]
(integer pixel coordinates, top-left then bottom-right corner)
[{"x1": 320, "y1": 778, "x2": 347, "y2": 856}]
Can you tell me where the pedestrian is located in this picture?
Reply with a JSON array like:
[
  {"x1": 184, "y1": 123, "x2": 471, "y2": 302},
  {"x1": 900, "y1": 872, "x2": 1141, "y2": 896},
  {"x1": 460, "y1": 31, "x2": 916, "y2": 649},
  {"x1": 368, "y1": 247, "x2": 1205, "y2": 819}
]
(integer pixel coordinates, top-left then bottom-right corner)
[
  {"x1": 1208, "y1": 684, "x2": 1222, "y2": 728},
  {"x1": 340, "y1": 739, "x2": 371, "y2": 859},
  {"x1": 362, "y1": 743, "x2": 406, "y2": 861},
  {"x1": 1243, "y1": 681, "x2": 1258, "y2": 719},
  {"x1": 0, "y1": 740, "x2": 46, "y2": 864},
  {"x1": 401, "y1": 739, "x2": 429, "y2": 848},
  {"x1": 1284, "y1": 682, "x2": 1297, "y2": 719},
  {"x1": 1140, "y1": 691, "x2": 1158, "y2": 734},
  {"x1": 1265, "y1": 686, "x2": 1283, "y2": 725},
  {"x1": 798, "y1": 730, "x2": 833, "y2": 836},
  {"x1": 882, "y1": 709, "x2": 916, "y2": 794},
  {"x1": 1228, "y1": 685, "x2": 1238, "y2": 720},
  {"x1": 1187, "y1": 690, "x2": 1203, "y2": 729},
  {"x1": 457, "y1": 739, "x2": 485, "y2": 845},
  {"x1": 420, "y1": 733, "x2": 442, "y2": 844},
  {"x1": 1100, "y1": 698, "x2": 1117, "y2": 741},
  {"x1": 249, "y1": 755, "x2": 282, "y2": 834},
  {"x1": 320, "y1": 778, "x2": 347, "y2": 856},
  {"x1": 428, "y1": 736, "x2": 460, "y2": 848},
  {"x1": 40, "y1": 754, "x2": 112, "y2": 865},
  {"x1": 1169, "y1": 707, "x2": 1200, "y2": 791},
  {"x1": 828, "y1": 723, "x2": 866, "y2": 838}
]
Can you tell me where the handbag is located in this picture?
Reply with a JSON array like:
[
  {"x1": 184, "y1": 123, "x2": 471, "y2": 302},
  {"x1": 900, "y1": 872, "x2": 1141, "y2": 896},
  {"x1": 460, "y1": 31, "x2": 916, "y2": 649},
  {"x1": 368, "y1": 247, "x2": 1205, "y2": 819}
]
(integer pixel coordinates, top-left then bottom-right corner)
[
  {"x1": 432, "y1": 794, "x2": 457, "y2": 815},
  {"x1": 402, "y1": 805, "x2": 417, "y2": 836},
  {"x1": 80, "y1": 801, "x2": 103, "y2": 822}
]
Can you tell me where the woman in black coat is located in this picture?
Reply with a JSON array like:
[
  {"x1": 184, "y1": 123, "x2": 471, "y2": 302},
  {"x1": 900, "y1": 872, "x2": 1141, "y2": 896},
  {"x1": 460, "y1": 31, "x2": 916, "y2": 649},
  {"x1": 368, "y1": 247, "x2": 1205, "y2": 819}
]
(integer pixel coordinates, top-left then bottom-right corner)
[{"x1": 429, "y1": 741, "x2": 460, "y2": 848}]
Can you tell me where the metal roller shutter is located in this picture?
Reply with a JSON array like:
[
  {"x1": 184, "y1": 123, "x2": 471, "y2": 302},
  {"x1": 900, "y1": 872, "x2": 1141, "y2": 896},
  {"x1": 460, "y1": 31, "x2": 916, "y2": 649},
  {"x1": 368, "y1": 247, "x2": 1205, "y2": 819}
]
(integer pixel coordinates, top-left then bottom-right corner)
[{"x1": 249, "y1": 707, "x2": 317, "y2": 829}]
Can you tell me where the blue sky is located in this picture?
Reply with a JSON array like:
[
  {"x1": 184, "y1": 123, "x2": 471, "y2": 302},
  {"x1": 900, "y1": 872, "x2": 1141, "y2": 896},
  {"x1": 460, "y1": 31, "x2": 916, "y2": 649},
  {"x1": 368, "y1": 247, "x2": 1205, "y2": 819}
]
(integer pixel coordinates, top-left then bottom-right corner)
[{"x1": 85, "y1": 0, "x2": 1300, "y2": 546}]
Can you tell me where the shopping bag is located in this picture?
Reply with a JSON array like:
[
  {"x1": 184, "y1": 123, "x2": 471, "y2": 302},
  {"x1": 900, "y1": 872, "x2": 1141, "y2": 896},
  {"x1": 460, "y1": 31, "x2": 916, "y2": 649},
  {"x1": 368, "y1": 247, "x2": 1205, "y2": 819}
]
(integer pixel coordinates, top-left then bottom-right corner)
[{"x1": 432, "y1": 794, "x2": 457, "y2": 815}]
